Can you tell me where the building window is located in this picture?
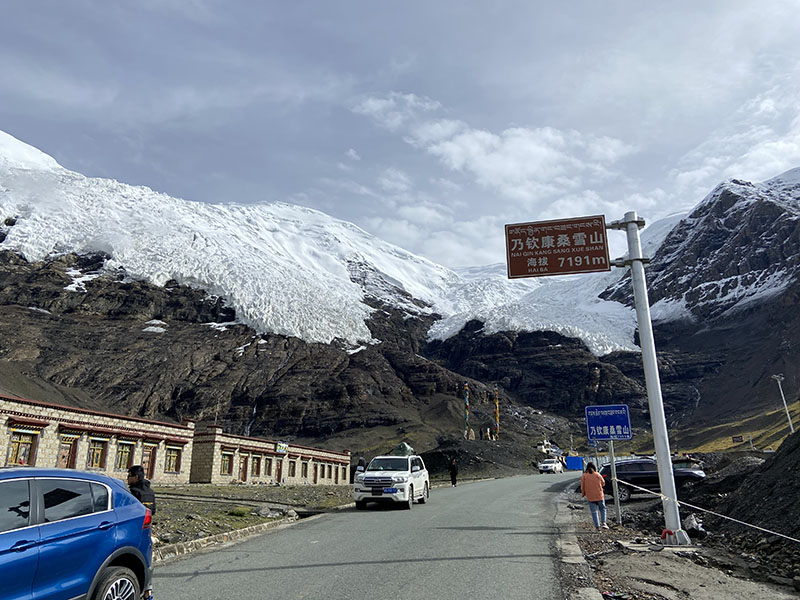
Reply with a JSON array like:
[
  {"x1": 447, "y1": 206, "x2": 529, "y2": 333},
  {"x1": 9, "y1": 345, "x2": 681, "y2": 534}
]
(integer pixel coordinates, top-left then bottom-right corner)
[
  {"x1": 301, "y1": 462, "x2": 308, "y2": 478},
  {"x1": 264, "y1": 458, "x2": 272, "y2": 476},
  {"x1": 341, "y1": 466, "x2": 347, "y2": 481},
  {"x1": 252, "y1": 456, "x2": 261, "y2": 477},
  {"x1": 288, "y1": 461, "x2": 296, "y2": 478},
  {"x1": 164, "y1": 447, "x2": 181, "y2": 473},
  {"x1": 327, "y1": 464, "x2": 332, "y2": 479},
  {"x1": 88, "y1": 439, "x2": 108, "y2": 469},
  {"x1": 115, "y1": 443, "x2": 134, "y2": 471},
  {"x1": 8, "y1": 432, "x2": 37, "y2": 466},
  {"x1": 221, "y1": 453, "x2": 234, "y2": 475},
  {"x1": 57, "y1": 436, "x2": 79, "y2": 469}
]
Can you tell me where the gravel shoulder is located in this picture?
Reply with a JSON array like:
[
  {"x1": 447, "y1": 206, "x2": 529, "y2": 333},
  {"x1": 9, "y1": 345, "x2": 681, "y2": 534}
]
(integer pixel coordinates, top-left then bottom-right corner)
[{"x1": 565, "y1": 489, "x2": 800, "y2": 599}]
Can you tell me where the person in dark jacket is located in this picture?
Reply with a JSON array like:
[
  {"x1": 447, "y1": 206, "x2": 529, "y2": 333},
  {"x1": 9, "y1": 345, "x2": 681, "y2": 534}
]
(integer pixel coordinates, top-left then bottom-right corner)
[
  {"x1": 352, "y1": 456, "x2": 367, "y2": 483},
  {"x1": 127, "y1": 465, "x2": 156, "y2": 515},
  {"x1": 127, "y1": 465, "x2": 156, "y2": 600},
  {"x1": 448, "y1": 458, "x2": 459, "y2": 487}
]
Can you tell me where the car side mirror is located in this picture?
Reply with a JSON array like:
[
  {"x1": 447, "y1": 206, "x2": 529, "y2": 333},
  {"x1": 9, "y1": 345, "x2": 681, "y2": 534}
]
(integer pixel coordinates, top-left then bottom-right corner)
[{"x1": 411, "y1": 465, "x2": 420, "y2": 473}]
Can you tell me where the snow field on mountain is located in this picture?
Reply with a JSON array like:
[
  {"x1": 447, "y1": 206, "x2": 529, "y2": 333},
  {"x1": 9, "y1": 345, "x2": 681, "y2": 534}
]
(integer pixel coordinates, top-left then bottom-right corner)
[{"x1": 0, "y1": 130, "x2": 684, "y2": 356}]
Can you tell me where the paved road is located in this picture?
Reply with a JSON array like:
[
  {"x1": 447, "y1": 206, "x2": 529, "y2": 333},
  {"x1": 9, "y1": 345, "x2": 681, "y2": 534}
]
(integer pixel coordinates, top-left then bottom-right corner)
[{"x1": 153, "y1": 473, "x2": 578, "y2": 600}]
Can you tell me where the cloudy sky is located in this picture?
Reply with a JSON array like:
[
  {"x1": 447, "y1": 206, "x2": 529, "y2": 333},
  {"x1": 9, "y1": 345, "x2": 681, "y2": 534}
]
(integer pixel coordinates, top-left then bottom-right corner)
[{"x1": 3, "y1": 1, "x2": 800, "y2": 267}]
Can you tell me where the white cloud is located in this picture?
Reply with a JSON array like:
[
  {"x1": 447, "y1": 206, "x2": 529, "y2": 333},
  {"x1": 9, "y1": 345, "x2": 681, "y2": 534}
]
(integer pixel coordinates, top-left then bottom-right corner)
[
  {"x1": 424, "y1": 126, "x2": 636, "y2": 207},
  {"x1": 431, "y1": 177, "x2": 462, "y2": 193},
  {"x1": 396, "y1": 203, "x2": 448, "y2": 226},
  {"x1": 7, "y1": 2, "x2": 800, "y2": 270},
  {"x1": 351, "y1": 92, "x2": 441, "y2": 131},
  {"x1": 362, "y1": 214, "x2": 502, "y2": 267},
  {"x1": 362, "y1": 216, "x2": 425, "y2": 249},
  {"x1": 585, "y1": 136, "x2": 638, "y2": 164},
  {"x1": 723, "y1": 116, "x2": 800, "y2": 182},
  {"x1": 407, "y1": 119, "x2": 465, "y2": 147},
  {"x1": 320, "y1": 177, "x2": 379, "y2": 199},
  {"x1": 670, "y1": 80, "x2": 800, "y2": 201},
  {"x1": 352, "y1": 93, "x2": 637, "y2": 213},
  {"x1": 377, "y1": 168, "x2": 412, "y2": 193},
  {"x1": 0, "y1": 58, "x2": 119, "y2": 111}
]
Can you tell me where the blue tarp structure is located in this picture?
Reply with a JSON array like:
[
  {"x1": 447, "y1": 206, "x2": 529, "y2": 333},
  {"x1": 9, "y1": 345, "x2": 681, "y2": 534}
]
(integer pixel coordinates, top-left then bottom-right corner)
[{"x1": 565, "y1": 456, "x2": 585, "y2": 471}]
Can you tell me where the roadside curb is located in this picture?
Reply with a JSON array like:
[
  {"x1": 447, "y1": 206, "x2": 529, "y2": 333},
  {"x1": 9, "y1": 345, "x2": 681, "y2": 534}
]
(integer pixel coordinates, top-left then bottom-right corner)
[{"x1": 554, "y1": 484, "x2": 604, "y2": 600}]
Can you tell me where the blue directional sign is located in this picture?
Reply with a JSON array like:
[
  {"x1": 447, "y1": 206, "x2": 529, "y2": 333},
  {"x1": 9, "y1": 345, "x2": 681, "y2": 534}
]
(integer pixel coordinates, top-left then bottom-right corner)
[{"x1": 585, "y1": 404, "x2": 632, "y2": 441}]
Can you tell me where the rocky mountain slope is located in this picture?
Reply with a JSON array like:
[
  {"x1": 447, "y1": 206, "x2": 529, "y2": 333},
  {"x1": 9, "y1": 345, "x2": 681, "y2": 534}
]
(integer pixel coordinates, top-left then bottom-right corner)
[
  {"x1": 0, "y1": 247, "x2": 580, "y2": 458},
  {"x1": 1, "y1": 131, "x2": 799, "y2": 454},
  {"x1": 603, "y1": 169, "x2": 800, "y2": 426}
]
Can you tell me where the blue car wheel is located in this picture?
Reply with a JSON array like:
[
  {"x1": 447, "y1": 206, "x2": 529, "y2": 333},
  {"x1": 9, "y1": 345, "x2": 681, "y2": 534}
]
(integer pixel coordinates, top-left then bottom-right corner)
[{"x1": 93, "y1": 566, "x2": 140, "y2": 600}]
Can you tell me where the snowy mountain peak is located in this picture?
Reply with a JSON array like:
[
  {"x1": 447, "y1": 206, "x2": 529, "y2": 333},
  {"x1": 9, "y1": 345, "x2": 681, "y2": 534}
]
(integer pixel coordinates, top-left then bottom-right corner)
[
  {"x1": 0, "y1": 131, "x2": 61, "y2": 172},
  {"x1": 604, "y1": 170, "x2": 800, "y2": 322},
  {"x1": 0, "y1": 131, "x2": 638, "y2": 355},
  {"x1": 6, "y1": 132, "x2": 795, "y2": 357},
  {"x1": 763, "y1": 167, "x2": 800, "y2": 193}
]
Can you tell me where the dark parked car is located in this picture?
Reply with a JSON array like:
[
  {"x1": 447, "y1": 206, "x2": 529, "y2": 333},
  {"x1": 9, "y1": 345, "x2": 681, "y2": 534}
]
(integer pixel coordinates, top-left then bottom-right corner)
[
  {"x1": 0, "y1": 468, "x2": 153, "y2": 600},
  {"x1": 599, "y1": 458, "x2": 706, "y2": 502}
]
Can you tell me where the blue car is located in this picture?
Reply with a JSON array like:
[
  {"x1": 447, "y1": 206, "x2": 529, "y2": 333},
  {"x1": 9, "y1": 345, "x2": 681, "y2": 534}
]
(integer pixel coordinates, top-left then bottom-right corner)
[{"x1": 0, "y1": 468, "x2": 153, "y2": 600}]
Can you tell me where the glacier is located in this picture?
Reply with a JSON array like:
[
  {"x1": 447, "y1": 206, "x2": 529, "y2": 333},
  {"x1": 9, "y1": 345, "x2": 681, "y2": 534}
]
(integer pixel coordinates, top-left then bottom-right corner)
[{"x1": 0, "y1": 130, "x2": 667, "y2": 356}]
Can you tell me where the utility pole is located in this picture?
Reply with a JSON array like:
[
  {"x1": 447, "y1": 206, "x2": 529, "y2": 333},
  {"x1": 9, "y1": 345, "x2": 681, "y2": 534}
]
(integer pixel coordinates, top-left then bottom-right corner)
[
  {"x1": 608, "y1": 211, "x2": 689, "y2": 545},
  {"x1": 494, "y1": 384, "x2": 500, "y2": 440},
  {"x1": 771, "y1": 374, "x2": 795, "y2": 434},
  {"x1": 463, "y1": 382, "x2": 470, "y2": 439}
]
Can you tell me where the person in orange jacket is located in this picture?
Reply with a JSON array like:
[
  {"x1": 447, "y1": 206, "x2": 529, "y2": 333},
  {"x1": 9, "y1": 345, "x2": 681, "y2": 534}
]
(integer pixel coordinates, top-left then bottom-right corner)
[{"x1": 581, "y1": 462, "x2": 609, "y2": 530}]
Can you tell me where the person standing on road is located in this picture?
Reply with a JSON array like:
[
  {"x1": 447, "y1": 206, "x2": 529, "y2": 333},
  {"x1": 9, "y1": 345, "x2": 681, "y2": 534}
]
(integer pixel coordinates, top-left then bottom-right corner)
[
  {"x1": 352, "y1": 456, "x2": 367, "y2": 483},
  {"x1": 127, "y1": 465, "x2": 157, "y2": 515},
  {"x1": 580, "y1": 462, "x2": 608, "y2": 530},
  {"x1": 127, "y1": 465, "x2": 156, "y2": 600},
  {"x1": 448, "y1": 458, "x2": 459, "y2": 487}
]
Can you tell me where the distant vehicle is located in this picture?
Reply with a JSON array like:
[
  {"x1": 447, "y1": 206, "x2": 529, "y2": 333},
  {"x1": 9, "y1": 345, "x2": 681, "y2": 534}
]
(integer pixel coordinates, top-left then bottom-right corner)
[
  {"x1": 536, "y1": 439, "x2": 563, "y2": 456},
  {"x1": 599, "y1": 458, "x2": 706, "y2": 502},
  {"x1": 537, "y1": 458, "x2": 563, "y2": 474},
  {"x1": 353, "y1": 455, "x2": 430, "y2": 509},
  {"x1": 0, "y1": 467, "x2": 153, "y2": 600},
  {"x1": 670, "y1": 455, "x2": 704, "y2": 470}
]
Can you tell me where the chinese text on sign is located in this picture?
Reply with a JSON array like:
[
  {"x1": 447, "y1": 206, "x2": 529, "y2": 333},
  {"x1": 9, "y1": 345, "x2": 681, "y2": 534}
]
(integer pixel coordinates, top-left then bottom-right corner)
[
  {"x1": 585, "y1": 404, "x2": 633, "y2": 441},
  {"x1": 505, "y1": 215, "x2": 611, "y2": 278}
]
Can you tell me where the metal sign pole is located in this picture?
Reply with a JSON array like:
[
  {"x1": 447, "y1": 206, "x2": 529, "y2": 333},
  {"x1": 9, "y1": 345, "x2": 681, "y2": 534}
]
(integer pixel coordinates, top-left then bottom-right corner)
[
  {"x1": 609, "y1": 440, "x2": 622, "y2": 526},
  {"x1": 609, "y1": 211, "x2": 689, "y2": 545}
]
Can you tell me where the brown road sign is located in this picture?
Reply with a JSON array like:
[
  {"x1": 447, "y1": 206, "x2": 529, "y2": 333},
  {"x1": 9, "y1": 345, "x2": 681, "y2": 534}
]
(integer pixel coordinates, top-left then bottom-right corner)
[{"x1": 505, "y1": 215, "x2": 611, "y2": 278}]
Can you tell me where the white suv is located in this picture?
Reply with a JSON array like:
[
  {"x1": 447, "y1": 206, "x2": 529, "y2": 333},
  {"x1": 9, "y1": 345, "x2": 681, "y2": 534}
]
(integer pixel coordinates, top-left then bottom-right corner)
[
  {"x1": 538, "y1": 458, "x2": 563, "y2": 474},
  {"x1": 353, "y1": 455, "x2": 430, "y2": 509}
]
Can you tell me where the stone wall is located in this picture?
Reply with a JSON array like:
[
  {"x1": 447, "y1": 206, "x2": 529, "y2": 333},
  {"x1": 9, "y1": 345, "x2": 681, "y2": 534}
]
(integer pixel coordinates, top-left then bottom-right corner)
[{"x1": 0, "y1": 394, "x2": 194, "y2": 485}]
